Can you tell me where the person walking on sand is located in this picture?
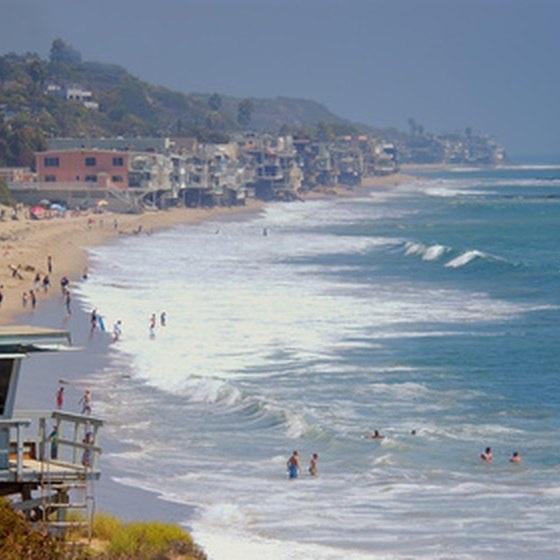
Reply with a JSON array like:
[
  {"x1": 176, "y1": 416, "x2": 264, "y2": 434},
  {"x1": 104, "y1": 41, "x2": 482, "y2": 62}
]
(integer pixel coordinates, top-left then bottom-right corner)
[
  {"x1": 287, "y1": 450, "x2": 301, "y2": 479},
  {"x1": 79, "y1": 389, "x2": 92, "y2": 415},
  {"x1": 47, "y1": 255, "x2": 52, "y2": 274},
  {"x1": 309, "y1": 453, "x2": 319, "y2": 477},
  {"x1": 480, "y1": 447, "x2": 492, "y2": 462},
  {"x1": 29, "y1": 289, "x2": 36, "y2": 309},
  {"x1": 56, "y1": 386, "x2": 64, "y2": 409}
]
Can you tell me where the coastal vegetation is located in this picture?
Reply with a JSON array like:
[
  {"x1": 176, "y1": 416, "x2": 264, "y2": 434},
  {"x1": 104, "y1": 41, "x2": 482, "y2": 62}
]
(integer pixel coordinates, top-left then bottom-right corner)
[{"x1": 0, "y1": 497, "x2": 206, "y2": 560}]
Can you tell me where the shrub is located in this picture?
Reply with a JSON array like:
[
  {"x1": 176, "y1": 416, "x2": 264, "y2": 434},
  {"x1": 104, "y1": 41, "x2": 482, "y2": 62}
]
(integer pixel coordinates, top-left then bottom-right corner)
[
  {"x1": 0, "y1": 497, "x2": 67, "y2": 560},
  {"x1": 108, "y1": 520, "x2": 196, "y2": 559}
]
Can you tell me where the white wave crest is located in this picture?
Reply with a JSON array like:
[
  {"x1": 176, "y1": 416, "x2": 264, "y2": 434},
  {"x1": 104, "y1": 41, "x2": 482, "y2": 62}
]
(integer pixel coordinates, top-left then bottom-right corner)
[
  {"x1": 445, "y1": 250, "x2": 487, "y2": 268},
  {"x1": 405, "y1": 242, "x2": 449, "y2": 261},
  {"x1": 423, "y1": 244, "x2": 448, "y2": 261},
  {"x1": 404, "y1": 241, "x2": 426, "y2": 256}
]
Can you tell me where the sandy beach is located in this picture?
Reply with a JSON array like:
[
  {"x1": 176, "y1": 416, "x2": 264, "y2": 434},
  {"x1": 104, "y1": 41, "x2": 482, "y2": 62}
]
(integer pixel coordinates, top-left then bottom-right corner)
[
  {"x1": 0, "y1": 200, "x2": 267, "y2": 325},
  {"x1": 0, "y1": 174, "x2": 413, "y2": 326}
]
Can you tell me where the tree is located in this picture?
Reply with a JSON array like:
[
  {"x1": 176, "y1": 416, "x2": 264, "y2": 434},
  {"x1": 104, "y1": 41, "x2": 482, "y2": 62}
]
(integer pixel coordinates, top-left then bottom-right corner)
[
  {"x1": 208, "y1": 93, "x2": 222, "y2": 112},
  {"x1": 237, "y1": 98, "x2": 253, "y2": 128},
  {"x1": 0, "y1": 176, "x2": 15, "y2": 206},
  {"x1": 49, "y1": 38, "x2": 82, "y2": 64}
]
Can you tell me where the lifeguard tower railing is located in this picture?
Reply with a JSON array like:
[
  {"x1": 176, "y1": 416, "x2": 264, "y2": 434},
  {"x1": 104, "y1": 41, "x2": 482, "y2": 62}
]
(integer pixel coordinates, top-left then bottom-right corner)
[{"x1": 0, "y1": 409, "x2": 102, "y2": 484}]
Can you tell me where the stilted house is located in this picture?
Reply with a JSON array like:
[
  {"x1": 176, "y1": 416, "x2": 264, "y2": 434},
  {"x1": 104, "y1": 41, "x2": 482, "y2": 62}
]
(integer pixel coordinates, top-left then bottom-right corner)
[{"x1": 0, "y1": 326, "x2": 102, "y2": 537}]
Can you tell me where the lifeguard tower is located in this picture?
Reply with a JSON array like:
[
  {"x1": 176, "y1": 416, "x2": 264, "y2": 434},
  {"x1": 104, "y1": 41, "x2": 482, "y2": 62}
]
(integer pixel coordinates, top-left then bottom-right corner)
[{"x1": 0, "y1": 326, "x2": 103, "y2": 537}]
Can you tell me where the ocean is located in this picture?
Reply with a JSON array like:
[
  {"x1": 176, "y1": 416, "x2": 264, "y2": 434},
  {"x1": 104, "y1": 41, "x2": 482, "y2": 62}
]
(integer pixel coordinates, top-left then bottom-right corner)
[{"x1": 77, "y1": 164, "x2": 560, "y2": 559}]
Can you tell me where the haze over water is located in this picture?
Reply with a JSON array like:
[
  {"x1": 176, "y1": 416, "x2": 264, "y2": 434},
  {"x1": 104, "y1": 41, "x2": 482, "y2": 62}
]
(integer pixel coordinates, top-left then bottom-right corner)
[{"x1": 78, "y1": 165, "x2": 560, "y2": 559}]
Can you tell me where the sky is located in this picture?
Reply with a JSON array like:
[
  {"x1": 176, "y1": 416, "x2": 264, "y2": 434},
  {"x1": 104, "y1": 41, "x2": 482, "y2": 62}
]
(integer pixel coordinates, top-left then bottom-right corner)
[{"x1": 1, "y1": 0, "x2": 559, "y2": 158}]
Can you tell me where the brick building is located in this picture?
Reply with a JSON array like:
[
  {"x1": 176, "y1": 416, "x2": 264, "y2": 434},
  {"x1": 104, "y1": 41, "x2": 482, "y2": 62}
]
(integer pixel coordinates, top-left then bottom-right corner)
[{"x1": 35, "y1": 150, "x2": 129, "y2": 189}]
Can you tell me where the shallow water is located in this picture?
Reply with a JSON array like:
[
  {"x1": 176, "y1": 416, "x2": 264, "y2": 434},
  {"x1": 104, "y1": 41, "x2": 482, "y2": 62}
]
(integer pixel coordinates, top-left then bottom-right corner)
[{"x1": 78, "y1": 164, "x2": 560, "y2": 559}]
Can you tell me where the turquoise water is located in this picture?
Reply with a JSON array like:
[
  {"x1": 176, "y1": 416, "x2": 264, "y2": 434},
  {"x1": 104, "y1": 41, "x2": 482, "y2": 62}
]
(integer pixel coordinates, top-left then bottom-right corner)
[{"x1": 80, "y1": 164, "x2": 560, "y2": 559}]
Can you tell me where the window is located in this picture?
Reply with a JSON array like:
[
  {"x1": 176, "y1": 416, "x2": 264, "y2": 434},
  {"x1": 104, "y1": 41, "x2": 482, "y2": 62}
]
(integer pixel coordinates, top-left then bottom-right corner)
[
  {"x1": 112, "y1": 175, "x2": 123, "y2": 182},
  {"x1": 45, "y1": 175, "x2": 56, "y2": 182},
  {"x1": 85, "y1": 157, "x2": 97, "y2": 167},
  {"x1": 0, "y1": 359, "x2": 14, "y2": 415},
  {"x1": 112, "y1": 157, "x2": 124, "y2": 166},
  {"x1": 85, "y1": 175, "x2": 97, "y2": 182},
  {"x1": 44, "y1": 157, "x2": 59, "y2": 167}
]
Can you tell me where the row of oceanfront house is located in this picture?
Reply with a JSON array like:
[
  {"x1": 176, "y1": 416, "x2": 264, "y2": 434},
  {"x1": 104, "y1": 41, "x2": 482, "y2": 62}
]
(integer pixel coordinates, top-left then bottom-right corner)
[
  {"x1": 2, "y1": 132, "x2": 502, "y2": 212},
  {"x1": 4, "y1": 133, "x2": 398, "y2": 212}
]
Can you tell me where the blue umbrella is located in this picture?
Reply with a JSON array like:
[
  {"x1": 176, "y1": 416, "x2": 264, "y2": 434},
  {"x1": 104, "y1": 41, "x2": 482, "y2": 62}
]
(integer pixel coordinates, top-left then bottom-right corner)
[{"x1": 50, "y1": 203, "x2": 66, "y2": 211}]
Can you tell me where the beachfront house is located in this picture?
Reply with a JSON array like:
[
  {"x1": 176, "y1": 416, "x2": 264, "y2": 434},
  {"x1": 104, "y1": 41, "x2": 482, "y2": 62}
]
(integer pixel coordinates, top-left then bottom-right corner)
[
  {"x1": 9, "y1": 148, "x2": 175, "y2": 212},
  {"x1": 0, "y1": 326, "x2": 102, "y2": 537}
]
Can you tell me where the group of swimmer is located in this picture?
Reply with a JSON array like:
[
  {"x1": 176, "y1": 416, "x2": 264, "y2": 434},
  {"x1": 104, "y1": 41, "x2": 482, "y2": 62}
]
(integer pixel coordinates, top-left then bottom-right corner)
[
  {"x1": 287, "y1": 451, "x2": 319, "y2": 479},
  {"x1": 481, "y1": 447, "x2": 522, "y2": 463}
]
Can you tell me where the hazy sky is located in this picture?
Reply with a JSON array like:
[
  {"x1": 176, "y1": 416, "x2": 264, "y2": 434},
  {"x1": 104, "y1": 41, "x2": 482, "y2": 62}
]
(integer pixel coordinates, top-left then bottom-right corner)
[{"x1": 1, "y1": 0, "x2": 559, "y2": 157}]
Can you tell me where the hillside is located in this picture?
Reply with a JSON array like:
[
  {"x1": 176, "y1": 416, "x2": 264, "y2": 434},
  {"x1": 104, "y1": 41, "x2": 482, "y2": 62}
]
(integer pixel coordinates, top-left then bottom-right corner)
[
  {"x1": 0, "y1": 39, "x2": 505, "y2": 169},
  {"x1": 0, "y1": 40, "x2": 366, "y2": 167}
]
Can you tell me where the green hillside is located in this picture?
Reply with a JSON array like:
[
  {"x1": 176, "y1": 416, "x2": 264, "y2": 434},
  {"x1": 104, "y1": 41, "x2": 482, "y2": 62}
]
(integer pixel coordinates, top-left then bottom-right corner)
[{"x1": 0, "y1": 39, "x2": 365, "y2": 168}]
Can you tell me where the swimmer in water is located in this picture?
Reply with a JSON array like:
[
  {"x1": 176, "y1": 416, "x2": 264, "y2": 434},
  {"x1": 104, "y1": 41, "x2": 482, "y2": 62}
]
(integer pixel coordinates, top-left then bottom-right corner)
[
  {"x1": 309, "y1": 453, "x2": 319, "y2": 477},
  {"x1": 287, "y1": 450, "x2": 301, "y2": 479},
  {"x1": 480, "y1": 447, "x2": 492, "y2": 462},
  {"x1": 510, "y1": 451, "x2": 521, "y2": 463},
  {"x1": 364, "y1": 430, "x2": 385, "y2": 440}
]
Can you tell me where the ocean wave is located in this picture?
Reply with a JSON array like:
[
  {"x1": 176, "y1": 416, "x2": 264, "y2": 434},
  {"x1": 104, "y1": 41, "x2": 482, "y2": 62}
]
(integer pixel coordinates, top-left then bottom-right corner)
[
  {"x1": 181, "y1": 376, "x2": 243, "y2": 406},
  {"x1": 404, "y1": 241, "x2": 450, "y2": 261},
  {"x1": 445, "y1": 249, "x2": 491, "y2": 268}
]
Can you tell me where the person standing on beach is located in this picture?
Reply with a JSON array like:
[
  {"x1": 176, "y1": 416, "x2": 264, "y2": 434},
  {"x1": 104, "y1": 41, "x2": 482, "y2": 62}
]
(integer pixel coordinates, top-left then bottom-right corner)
[
  {"x1": 90, "y1": 309, "x2": 98, "y2": 332},
  {"x1": 60, "y1": 276, "x2": 69, "y2": 294},
  {"x1": 48, "y1": 426, "x2": 58, "y2": 460},
  {"x1": 29, "y1": 289, "x2": 36, "y2": 309},
  {"x1": 65, "y1": 290, "x2": 71, "y2": 315},
  {"x1": 309, "y1": 453, "x2": 319, "y2": 477},
  {"x1": 42, "y1": 275, "x2": 50, "y2": 292},
  {"x1": 287, "y1": 450, "x2": 301, "y2": 479},
  {"x1": 47, "y1": 255, "x2": 52, "y2": 274},
  {"x1": 79, "y1": 389, "x2": 92, "y2": 415},
  {"x1": 56, "y1": 386, "x2": 64, "y2": 409},
  {"x1": 22, "y1": 291, "x2": 28, "y2": 308},
  {"x1": 113, "y1": 320, "x2": 122, "y2": 342}
]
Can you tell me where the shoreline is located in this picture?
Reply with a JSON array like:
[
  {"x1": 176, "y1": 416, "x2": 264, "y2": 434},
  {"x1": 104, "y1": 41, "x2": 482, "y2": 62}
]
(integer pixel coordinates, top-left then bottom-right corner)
[
  {"x1": 0, "y1": 173, "x2": 414, "y2": 326},
  {"x1": 8, "y1": 172, "x2": 416, "y2": 529}
]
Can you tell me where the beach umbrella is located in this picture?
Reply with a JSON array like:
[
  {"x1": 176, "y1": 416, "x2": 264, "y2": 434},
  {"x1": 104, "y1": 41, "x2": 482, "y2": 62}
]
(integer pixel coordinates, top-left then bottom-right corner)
[
  {"x1": 50, "y1": 203, "x2": 66, "y2": 211},
  {"x1": 30, "y1": 206, "x2": 46, "y2": 213},
  {"x1": 97, "y1": 199, "x2": 108, "y2": 206}
]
